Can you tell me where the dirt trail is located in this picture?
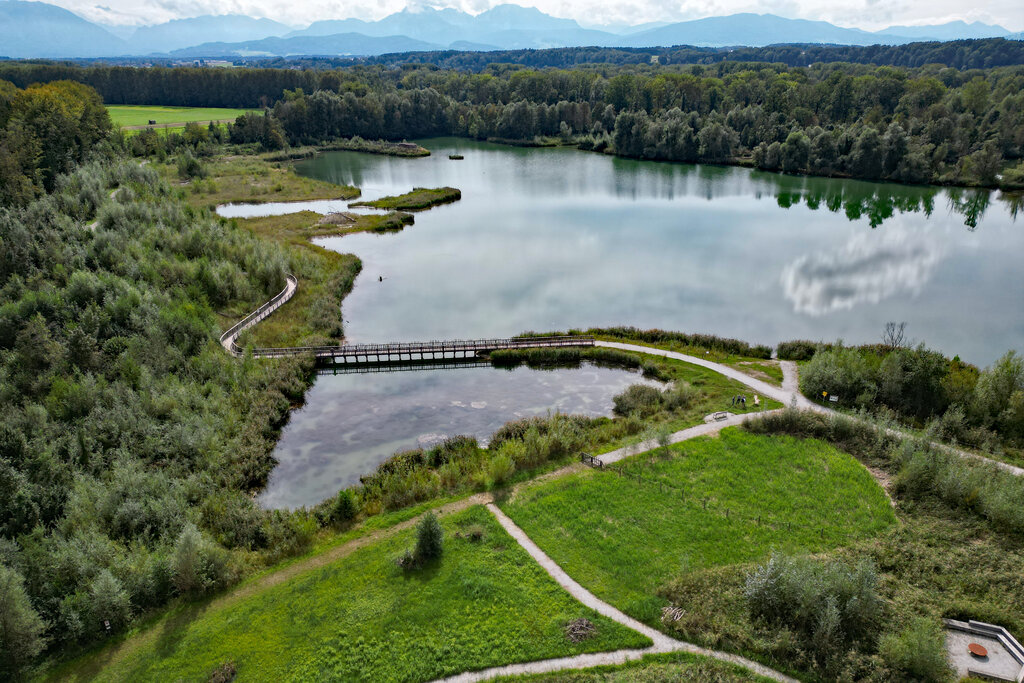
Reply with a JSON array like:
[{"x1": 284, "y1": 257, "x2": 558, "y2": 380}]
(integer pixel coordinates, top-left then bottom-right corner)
[{"x1": 432, "y1": 504, "x2": 798, "y2": 683}]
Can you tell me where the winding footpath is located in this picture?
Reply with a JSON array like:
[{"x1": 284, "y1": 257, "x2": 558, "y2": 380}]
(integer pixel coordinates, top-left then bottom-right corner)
[
  {"x1": 215, "y1": 286, "x2": 1020, "y2": 681},
  {"x1": 433, "y1": 503, "x2": 798, "y2": 683}
]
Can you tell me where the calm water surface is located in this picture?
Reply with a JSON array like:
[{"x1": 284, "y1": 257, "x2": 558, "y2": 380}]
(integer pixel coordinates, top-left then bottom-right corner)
[
  {"x1": 295, "y1": 138, "x2": 1023, "y2": 366},
  {"x1": 258, "y1": 139, "x2": 1023, "y2": 507},
  {"x1": 260, "y1": 363, "x2": 658, "y2": 508}
]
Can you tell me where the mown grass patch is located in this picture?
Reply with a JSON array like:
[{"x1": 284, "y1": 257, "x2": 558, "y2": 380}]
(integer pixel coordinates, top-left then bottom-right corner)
[
  {"x1": 351, "y1": 186, "x2": 461, "y2": 211},
  {"x1": 500, "y1": 429, "x2": 895, "y2": 625},
  {"x1": 49, "y1": 506, "x2": 648, "y2": 682},
  {"x1": 495, "y1": 650, "x2": 778, "y2": 682},
  {"x1": 107, "y1": 105, "x2": 252, "y2": 127}
]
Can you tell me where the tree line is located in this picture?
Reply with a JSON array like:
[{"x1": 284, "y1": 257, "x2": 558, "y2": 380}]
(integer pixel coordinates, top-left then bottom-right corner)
[{"x1": 218, "y1": 59, "x2": 1024, "y2": 187}]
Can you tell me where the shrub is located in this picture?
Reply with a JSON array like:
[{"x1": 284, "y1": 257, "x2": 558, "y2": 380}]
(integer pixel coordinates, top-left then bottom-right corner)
[
  {"x1": 663, "y1": 381, "x2": 702, "y2": 410},
  {"x1": 612, "y1": 384, "x2": 663, "y2": 416},
  {"x1": 777, "y1": 340, "x2": 821, "y2": 360},
  {"x1": 744, "y1": 553, "x2": 882, "y2": 667},
  {"x1": 879, "y1": 618, "x2": 952, "y2": 682},
  {"x1": 486, "y1": 452, "x2": 516, "y2": 487},
  {"x1": 331, "y1": 489, "x2": 357, "y2": 525},
  {"x1": 414, "y1": 513, "x2": 444, "y2": 564}
]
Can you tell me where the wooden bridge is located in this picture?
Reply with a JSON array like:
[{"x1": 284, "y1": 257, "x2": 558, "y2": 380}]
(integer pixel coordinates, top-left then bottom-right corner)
[
  {"x1": 252, "y1": 335, "x2": 594, "y2": 365},
  {"x1": 220, "y1": 274, "x2": 593, "y2": 366}
]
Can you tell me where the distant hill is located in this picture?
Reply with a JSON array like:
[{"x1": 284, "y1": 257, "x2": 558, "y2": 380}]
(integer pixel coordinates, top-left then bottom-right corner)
[
  {"x1": 0, "y1": 1, "x2": 1018, "y2": 59},
  {"x1": 874, "y1": 20, "x2": 1009, "y2": 41},
  {"x1": 168, "y1": 32, "x2": 439, "y2": 58},
  {"x1": 625, "y1": 13, "x2": 901, "y2": 47},
  {"x1": 126, "y1": 15, "x2": 291, "y2": 54},
  {"x1": 0, "y1": 0, "x2": 126, "y2": 57}
]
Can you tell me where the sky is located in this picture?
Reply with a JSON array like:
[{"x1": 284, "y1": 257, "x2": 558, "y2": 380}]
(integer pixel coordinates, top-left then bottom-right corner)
[{"x1": 57, "y1": 0, "x2": 1024, "y2": 32}]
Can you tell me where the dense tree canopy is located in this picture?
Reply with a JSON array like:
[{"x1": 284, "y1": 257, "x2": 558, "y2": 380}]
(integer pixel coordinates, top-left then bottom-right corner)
[{"x1": 0, "y1": 80, "x2": 110, "y2": 205}]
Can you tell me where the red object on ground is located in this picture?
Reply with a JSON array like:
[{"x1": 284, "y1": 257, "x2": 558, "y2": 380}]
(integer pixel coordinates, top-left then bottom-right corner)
[{"x1": 968, "y1": 642, "x2": 989, "y2": 657}]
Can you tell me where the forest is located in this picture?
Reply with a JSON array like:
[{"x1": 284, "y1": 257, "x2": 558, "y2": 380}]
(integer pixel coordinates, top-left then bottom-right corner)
[
  {"x1": 5, "y1": 55, "x2": 1024, "y2": 187},
  {"x1": 0, "y1": 80, "x2": 322, "y2": 677}
]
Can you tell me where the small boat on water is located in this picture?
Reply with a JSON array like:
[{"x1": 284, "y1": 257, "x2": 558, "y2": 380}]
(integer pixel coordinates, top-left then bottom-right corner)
[{"x1": 448, "y1": 154, "x2": 464, "y2": 160}]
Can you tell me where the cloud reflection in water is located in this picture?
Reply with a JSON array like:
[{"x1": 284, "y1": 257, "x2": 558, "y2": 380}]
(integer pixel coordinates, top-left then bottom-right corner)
[{"x1": 781, "y1": 228, "x2": 944, "y2": 316}]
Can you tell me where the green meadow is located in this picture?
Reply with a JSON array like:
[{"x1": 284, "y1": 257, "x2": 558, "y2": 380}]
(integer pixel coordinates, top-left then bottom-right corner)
[
  {"x1": 106, "y1": 105, "x2": 253, "y2": 127},
  {"x1": 49, "y1": 506, "x2": 648, "y2": 682},
  {"x1": 500, "y1": 429, "x2": 896, "y2": 625}
]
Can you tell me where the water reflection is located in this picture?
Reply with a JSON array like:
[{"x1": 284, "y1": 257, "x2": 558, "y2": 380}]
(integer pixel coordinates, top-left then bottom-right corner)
[
  {"x1": 294, "y1": 138, "x2": 1023, "y2": 364},
  {"x1": 781, "y1": 228, "x2": 945, "y2": 316},
  {"x1": 261, "y1": 362, "x2": 660, "y2": 509}
]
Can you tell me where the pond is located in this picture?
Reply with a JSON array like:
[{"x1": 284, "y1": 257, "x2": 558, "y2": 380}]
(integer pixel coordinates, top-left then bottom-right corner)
[
  {"x1": 289, "y1": 137, "x2": 1022, "y2": 367},
  {"x1": 259, "y1": 362, "x2": 659, "y2": 509}
]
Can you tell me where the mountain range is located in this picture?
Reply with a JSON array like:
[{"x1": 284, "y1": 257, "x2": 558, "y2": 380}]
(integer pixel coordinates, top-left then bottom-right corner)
[{"x1": 0, "y1": 0, "x2": 1016, "y2": 59}]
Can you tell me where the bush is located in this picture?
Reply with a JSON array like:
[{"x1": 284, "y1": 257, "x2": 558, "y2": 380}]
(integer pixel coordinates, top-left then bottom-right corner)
[
  {"x1": 777, "y1": 340, "x2": 821, "y2": 360},
  {"x1": 744, "y1": 553, "x2": 882, "y2": 667},
  {"x1": 663, "y1": 381, "x2": 702, "y2": 410},
  {"x1": 879, "y1": 617, "x2": 952, "y2": 682},
  {"x1": 612, "y1": 384, "x2": 663, "y2": 416},
  {"x1": 331, "y1": 489, "x2": 357, "y2": 525},
  {"x1": 486, "y1": 452, "x2": 516, "y2": 487},
  {"x1": 414, "y1": 513, "x2": 444, "y2": 564}
]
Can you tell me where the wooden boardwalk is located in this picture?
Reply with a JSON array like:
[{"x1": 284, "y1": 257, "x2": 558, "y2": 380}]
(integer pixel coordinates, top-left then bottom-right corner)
[{"x1": 255, "y1": 335, "x2": 594, "y2": 364}]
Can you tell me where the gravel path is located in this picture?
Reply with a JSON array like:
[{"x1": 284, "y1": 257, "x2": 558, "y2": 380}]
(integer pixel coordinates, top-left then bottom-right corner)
[
  {"x1": 431, "y1": 504, "x2": 799, "y2": 683},
  {"x1": 597, "y1": 341, "x2": 1023, "y2": 477}
]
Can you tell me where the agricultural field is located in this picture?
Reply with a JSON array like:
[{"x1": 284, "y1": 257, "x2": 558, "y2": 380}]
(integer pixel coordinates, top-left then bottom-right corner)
[
  {"x1": 106, "y1": 105, "x2": 253, "y2": 128},
  {"x1": 500, "y1": 429, "x2": 896, "y2": 625},
  {"x1": 47, "y1": 506, "x2": 648, "y2": 682}
]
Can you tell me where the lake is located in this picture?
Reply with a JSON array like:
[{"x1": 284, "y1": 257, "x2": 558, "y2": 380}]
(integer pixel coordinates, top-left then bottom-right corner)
[
  {"x1": 259, "y1": 362, "x2": 659, "y2": 509},
  {"x1": 290, "y1": 137, "x2": 1022, "y2": 367}
]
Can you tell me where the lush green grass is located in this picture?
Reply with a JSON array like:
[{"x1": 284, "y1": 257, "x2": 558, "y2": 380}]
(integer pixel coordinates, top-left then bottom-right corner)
[
  {"x1": 500, "y1": 429, "x2": 895, "y2": 625},
  {"x1": 496, "y1": 651, "x2": 777, "y2": 682},
  {"x1": 48, "y1": 506, "x2": 649, "y2": 682},
  {"x1": 351, "y1": 186, "x2": 461, "y2": 211},
  {"x1": 107, "y1": 105, "x2": 252, "y2": 127}
]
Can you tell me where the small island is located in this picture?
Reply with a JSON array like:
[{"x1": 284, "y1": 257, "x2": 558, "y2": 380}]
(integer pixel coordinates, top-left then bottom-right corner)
[{"x1": 350, "y1": 186, "x2": 462, "y2": 211}]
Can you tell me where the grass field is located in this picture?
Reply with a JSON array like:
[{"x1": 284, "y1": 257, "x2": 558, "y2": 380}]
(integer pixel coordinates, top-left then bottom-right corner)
[
  {"x1": 351, "y1": 186, "x2": 462, "y2": 211},
  {"x1": 500, "y1": 429, "x2": 896, "y2": 625},
  {"x1": 107, "y1": 105, "x2": 253, "y2": 127},
  {"x1": 497, "y1": 651, "x2": 777, "y2": 682},
  {"x1": 49, "y1": 506, "x2": 649, "y2": 682}
]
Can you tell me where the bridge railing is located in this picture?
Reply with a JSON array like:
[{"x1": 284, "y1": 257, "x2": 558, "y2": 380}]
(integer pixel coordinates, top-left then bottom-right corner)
[
  {"x1": 219, "y1": 274, "x2": 297, "y2": 356},
  {"x1": 248, "y1": 335, "x2": 595, "y2": 359}
]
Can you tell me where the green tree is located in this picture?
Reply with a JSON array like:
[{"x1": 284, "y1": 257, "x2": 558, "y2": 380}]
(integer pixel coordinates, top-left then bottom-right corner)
[
  {"x1": 414, "y1": 512, "x2": 444, "y2": 563},
  {"x1": 0, "y1": 564, "x2": 47, "y2": 678},
  {"x1": 780, "y1": 131, "x2": 810, "y2": 172},
  {"x1": 89, "y1": 569, "x2": 131, "y2": 632}
]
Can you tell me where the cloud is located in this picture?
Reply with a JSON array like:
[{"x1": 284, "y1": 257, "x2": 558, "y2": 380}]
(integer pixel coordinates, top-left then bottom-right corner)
[{"x1": 781, "y1": 228, "x2": 944, "y2": 316}]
